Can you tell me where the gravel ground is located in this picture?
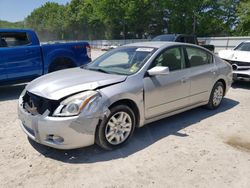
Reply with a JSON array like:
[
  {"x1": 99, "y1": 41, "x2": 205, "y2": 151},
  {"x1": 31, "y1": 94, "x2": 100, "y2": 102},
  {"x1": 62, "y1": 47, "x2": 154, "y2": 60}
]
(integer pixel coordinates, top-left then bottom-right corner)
[{"x1": 0, "y1": 49, "x2": 250, "y2": 188}]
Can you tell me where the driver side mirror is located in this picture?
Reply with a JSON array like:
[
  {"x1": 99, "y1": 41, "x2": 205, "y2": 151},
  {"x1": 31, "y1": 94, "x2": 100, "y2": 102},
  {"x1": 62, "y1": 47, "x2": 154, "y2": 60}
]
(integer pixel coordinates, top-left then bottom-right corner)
[{"x1": 147, "y1": 66, "x2": 170, "y2": 76}]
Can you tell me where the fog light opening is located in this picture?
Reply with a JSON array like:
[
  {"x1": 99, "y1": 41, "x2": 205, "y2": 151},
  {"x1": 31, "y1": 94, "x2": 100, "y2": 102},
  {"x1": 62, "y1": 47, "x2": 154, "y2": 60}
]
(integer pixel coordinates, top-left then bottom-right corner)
[{"x1": 47, "y1": 134, "x2": 64, "y2": 143}]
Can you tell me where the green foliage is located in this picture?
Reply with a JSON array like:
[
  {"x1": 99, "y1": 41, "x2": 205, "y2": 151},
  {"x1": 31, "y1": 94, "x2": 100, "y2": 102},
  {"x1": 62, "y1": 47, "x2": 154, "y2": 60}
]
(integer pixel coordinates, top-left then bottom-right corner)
[
  {"x1": 1, "y1": 0, "x2": 249, "y2": 40},
  {"x1": 0, "y1": 20, "x2": 25, "y2": 28},
  {"x1": 25, "y1": 2, "x2": 66, "y2": 41},
  {"x1": 236, "y1": 0, "x2": 250, "y2": 35}
]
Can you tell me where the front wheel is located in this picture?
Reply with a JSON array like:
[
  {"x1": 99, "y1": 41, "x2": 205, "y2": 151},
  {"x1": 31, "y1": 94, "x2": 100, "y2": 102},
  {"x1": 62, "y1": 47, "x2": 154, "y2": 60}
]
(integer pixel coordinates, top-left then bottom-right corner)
[
  {"x1": 95, "y1": 105, "x2": 136, "y2": 150},
  {"x1": 206, "y1": 81, "x2": 225, "y2": 109}
]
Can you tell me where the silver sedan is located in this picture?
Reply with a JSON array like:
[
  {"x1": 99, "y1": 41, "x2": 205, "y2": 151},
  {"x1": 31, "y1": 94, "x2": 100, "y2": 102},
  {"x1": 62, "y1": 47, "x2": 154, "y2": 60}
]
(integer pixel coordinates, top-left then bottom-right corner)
[{"x1": 18, "y1": 42, "x2": 233, "y2": 150}]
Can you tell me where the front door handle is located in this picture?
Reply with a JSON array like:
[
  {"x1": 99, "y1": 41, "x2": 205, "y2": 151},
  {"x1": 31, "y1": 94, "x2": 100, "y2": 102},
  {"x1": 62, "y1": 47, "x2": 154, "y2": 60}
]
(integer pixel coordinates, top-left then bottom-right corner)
[
  {"x1": 181, "y1": 77, "x2": 188, "y2": 83},
  {"x1": 210, "y1": 70, "x2": 216, "y2": 75},
  {"x1": 210, "y1": 68, "x2": 217, "y2": 75}
]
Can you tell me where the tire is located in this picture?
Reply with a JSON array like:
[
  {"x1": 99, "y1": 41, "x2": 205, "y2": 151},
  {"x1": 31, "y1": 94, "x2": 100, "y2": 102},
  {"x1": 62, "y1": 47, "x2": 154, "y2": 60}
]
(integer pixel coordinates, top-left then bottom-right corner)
[
  {"x1": 206, "y1": 81, "x2": 225, "y2": 109},
  {"x1": 95, "y1": 105, "x2": 136, "y2": 150},
  {"x1": 49, "y1": 58, "x2": 74, "y2": 73},
  {"x1": 49, "y1": 64, "x2": 72, "y2": 72}
]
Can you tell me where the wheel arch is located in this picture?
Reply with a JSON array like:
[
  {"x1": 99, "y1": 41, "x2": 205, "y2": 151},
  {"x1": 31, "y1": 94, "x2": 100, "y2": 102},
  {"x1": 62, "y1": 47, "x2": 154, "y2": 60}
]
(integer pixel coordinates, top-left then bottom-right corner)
[
  {"x1": 216, "y1": 78, "x2": 226, "y2": 95},
  {"x1": 48, "y1": 56, "x2": 76, "y2": 72},
  {"x1": 94, "y1": 98, "x2": 140, "y2": 149},
  {"x1": 108, "y1": 99, "x2": 140, "y2": 128}
]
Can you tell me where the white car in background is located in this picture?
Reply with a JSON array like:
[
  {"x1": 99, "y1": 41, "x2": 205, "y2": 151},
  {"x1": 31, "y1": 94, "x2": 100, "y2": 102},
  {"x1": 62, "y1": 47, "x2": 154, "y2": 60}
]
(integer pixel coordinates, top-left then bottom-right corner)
[
  {"x1": 110, "y1": 43, "x2": 121, "y2": 49},
  {"x1": 218, "y1": 41, "x2": 250, "y2": 81},
  {"x1": 101, "y1": 44, "x2": 111, "y2": 51}
]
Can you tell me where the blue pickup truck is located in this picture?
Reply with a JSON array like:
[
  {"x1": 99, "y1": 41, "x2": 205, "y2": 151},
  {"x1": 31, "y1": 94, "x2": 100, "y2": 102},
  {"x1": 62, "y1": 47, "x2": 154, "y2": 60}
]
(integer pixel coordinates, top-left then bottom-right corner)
[{"x1": 0, "y1": 29, "x2": 91, "y2": 84}]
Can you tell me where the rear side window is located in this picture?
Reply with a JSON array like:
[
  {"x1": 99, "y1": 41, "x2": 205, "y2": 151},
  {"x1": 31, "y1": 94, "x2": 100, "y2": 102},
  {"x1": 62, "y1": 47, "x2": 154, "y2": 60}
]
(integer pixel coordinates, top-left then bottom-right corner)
[
  {"x1": 186, "y1": 47, "x2": 213, "y2": 67},
  {"x1": 0, "y1": 32, "x2": 30, "y2": 47}
]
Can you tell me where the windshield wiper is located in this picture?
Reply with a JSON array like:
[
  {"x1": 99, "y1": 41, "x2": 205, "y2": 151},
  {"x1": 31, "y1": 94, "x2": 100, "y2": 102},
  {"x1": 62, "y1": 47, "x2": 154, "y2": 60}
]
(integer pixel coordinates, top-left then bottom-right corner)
[
  {"x1": 83, "y1": 67, "x2": 126, "y2": 75},
  {"x1": 87, "y1": 68, "x2": 110, "y2": 74}
]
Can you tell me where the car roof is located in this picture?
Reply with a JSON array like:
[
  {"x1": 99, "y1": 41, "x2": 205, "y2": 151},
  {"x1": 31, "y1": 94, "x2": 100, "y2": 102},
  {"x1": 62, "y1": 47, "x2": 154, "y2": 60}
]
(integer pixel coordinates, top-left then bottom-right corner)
[
  {"x1": 154, "y1": 34, "x2": 195, "y2": 37},
  {"x1": 124, "y1": 41, "x2": 199, "y2": 49}
]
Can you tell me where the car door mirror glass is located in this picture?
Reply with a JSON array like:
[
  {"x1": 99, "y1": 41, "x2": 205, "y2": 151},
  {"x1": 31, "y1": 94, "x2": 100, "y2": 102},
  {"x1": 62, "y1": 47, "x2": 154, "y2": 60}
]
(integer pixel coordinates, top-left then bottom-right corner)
[{"x1": 147, "y1": 66, "x2": 170, "y2": 76}]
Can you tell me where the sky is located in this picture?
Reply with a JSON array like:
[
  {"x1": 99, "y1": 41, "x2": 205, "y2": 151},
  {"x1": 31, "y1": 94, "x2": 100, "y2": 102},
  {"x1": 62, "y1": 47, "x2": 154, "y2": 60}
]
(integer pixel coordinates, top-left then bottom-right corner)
[{"x1": 0, "y1": 0, "x2": 70, "y2": 22}]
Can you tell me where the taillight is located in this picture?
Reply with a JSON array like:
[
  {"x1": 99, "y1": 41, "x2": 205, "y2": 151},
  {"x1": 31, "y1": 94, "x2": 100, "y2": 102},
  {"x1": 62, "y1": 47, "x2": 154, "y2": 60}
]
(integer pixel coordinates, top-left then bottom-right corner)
[{"x1": 86, "y1": 44, "x2": 91, "y2": 59}]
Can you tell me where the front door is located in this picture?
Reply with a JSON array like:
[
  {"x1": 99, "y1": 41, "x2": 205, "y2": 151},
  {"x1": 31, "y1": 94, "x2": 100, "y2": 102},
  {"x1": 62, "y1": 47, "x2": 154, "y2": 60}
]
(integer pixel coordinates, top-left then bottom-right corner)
[{"x1": 144, "y1": 46, "x2": 190, "y2": 119}]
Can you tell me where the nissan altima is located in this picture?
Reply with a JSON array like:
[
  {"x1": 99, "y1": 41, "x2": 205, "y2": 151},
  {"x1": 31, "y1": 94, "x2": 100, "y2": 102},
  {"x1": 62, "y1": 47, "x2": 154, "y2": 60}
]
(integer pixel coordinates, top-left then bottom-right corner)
[{"x1": 18, "y1": 42, "x2": 232, "y2": 150}]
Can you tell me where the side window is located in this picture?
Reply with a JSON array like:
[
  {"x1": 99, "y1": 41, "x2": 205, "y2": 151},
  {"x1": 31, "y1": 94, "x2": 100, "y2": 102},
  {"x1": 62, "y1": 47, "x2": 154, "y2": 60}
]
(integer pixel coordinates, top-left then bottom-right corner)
[
  {"x1": 186, "y1": 47, "x2": 213, "y2": 67},
  {"x1": 153, "y1": 47, "x2": 185, "y2": 71},
  {"x1": 0, "y1": 32, "x2": 30, "y2": 47}
]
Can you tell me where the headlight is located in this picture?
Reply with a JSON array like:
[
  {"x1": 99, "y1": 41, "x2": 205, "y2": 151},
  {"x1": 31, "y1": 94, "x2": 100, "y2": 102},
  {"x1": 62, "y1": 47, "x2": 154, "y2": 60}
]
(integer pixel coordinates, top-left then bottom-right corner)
[
  {"x1": 53, "y1": 91, "x2": 101, "y2": 117},
  {"x1": 20, "y1": 89, "x2": 26, "y2": 96}
]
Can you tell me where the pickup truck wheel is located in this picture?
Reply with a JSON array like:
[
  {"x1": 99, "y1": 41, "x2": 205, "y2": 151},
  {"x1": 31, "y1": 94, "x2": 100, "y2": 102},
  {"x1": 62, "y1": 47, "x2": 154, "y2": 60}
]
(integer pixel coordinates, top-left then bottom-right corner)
[
  {"x1": 49, "y1": 58, "x2": 74, "y2": 72},
  {"x1": 206, "y1": 81, "x2": 225, "y2": 109},
  {"x1": 95, "y1": 105, "x2": 135, "y2": 150}
]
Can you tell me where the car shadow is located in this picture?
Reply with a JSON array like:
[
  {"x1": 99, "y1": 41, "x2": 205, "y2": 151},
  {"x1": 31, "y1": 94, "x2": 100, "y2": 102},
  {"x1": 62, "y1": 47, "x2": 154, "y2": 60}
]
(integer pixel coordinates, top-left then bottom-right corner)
[
  {"x1": 232, "y1": 81, "x2": 250, "y2": 90},
  {"x1": 29, "y1": 97, "x2": 239, "y2": 164},
  {"x1": 0, "y1": 84, "x2": 26, "y2": 101}
]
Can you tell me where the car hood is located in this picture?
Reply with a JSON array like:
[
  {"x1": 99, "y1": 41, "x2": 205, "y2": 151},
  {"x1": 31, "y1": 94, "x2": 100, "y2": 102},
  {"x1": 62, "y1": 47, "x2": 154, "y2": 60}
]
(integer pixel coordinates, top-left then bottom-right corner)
[
  {"x1": 218, "y1": 49, "x2": 250, "y2": 63},
  {"x1": 26, "y1": 68, "x2": 127, "y2": 100}
]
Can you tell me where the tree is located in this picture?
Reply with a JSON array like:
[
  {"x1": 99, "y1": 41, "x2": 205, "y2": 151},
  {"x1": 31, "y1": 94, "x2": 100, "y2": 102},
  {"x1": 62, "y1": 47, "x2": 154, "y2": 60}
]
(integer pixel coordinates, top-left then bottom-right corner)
[
  {"x1": 236, "y1": 0, "x2": 250, "y2": 35},
  {"x1": 25, "y1": 2, "x2": 66, "y2": 41},
  {"x1": 0, "y1": 20, "x2": 25, "y2": 28},
  {"x1": 161, "y1": 0, "x2": 239, "y2": 37},
  {"x1": 2, "y1": 0, "x2": 245, "y2": 40}
]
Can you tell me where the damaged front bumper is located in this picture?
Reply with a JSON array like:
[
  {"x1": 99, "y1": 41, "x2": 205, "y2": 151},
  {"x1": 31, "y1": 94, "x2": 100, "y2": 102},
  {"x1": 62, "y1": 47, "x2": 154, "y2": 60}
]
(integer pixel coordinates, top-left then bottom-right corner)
[{"x1": 18, "y1": 94, "x2": 108, "y2": 150}]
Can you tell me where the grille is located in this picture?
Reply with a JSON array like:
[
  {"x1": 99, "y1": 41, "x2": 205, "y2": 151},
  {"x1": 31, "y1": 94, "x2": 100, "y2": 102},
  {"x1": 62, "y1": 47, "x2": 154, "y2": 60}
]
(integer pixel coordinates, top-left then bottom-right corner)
[
  {"x1": 236, "y1": 74, "x2": 250, "y2": 79},
  {"x1": 225, "y1": 60, "x2": 250, "y2": 66},
  {"x1": 23, "y1": 91, "x2": 60, "y2": 116}
]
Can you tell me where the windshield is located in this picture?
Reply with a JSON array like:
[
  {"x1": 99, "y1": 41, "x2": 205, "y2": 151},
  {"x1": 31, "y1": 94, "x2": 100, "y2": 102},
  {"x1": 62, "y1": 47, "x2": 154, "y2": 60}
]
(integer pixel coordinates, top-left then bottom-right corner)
[
  {"x1": 84, "y1": 47, "x2": 156, "y2": 75},
  {"x1": 234, "y1": 42, "x2": 250, "y2": 51}
]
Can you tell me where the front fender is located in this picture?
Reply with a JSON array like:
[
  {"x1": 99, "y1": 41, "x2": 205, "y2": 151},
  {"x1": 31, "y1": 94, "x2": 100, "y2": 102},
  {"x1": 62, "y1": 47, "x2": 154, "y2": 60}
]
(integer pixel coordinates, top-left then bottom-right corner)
[{"x1": 98, "y1": 79, "x2": 145, "y2": 127}]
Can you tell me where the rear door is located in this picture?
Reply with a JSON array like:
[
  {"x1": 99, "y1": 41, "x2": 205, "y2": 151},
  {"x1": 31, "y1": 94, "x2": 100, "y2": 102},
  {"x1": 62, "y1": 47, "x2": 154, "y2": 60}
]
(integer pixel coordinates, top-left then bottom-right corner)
[
  {"x1": 185, "y1": 46, "x2": 216, "y2": 105},
  {"x1": 143, "y1": 46, "x2": 191, "y2": 119},
  {"x1": 0, "y1": 32, "x2": 43, "y2": 81}
]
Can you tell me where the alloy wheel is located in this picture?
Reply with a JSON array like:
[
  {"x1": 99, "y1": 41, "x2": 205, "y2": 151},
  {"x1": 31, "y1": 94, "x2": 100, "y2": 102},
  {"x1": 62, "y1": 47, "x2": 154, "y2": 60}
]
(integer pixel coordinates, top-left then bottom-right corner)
[
  {"x1": 105, "y1": 111, "x2": 132, "y2": 145},
  {"x1": 212, "y1": 85, "x2": 224, "y2": 107}
]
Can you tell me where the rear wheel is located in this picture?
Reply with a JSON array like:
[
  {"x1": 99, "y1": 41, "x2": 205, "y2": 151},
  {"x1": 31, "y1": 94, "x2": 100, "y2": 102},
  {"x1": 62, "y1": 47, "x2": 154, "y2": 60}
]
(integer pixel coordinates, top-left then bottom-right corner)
[
  {"x1": 206, "y1": 81, "x2": 225, "y2": 109},
  {"x1": 49, "y1": 58, "x2": 74, "y2": 72},
  {"x1": 95, "y1": 105, "x2": 135, "y2": 150}
]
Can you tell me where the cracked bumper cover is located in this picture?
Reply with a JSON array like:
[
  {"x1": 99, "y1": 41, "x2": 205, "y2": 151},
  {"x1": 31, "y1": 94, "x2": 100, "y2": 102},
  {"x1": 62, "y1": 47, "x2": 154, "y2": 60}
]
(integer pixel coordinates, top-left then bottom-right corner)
[{"x1": 18, "y1": 95, "x2": 109, "y2": 150}]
